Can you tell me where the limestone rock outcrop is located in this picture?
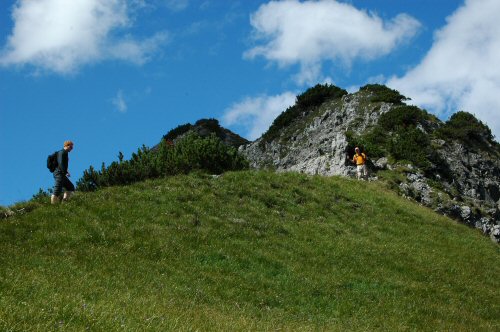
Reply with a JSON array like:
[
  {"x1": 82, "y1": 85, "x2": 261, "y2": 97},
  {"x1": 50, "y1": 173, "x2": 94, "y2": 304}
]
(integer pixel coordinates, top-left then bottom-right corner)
[{"x1": 240, "y1": 87, "x2": 500, "y2": 242}]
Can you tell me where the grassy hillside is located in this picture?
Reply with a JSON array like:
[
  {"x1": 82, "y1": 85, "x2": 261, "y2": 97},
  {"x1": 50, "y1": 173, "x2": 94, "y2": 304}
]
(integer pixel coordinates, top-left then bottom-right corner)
[{"x1": 0, "y1": 171, "x2": 498, "y2": 331}]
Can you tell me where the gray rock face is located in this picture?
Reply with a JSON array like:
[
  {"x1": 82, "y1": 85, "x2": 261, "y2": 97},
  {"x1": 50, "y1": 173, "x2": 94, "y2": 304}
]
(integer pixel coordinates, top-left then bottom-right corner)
[
  {"x1": 240, "y1": 91, "x2": 500, "y2": 242},
  {"x1": 437, "y1": 142, "x2": 500, "y2": 205},
  {"x1": 240, "y1": 93, "x2": 391, "y2": 177},
  {"x1": 374, "y1": 157, "x2": 388, "y2": 169},
  {"x1": 399, "y1": 172, "x2": 434, "y2": 206},
  {"x1": 490, "y1": 225, "x2": 500, "y2": 242}
]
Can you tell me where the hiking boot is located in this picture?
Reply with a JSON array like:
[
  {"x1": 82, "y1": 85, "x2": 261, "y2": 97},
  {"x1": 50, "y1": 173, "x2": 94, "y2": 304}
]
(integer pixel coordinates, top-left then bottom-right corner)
[
  {"x1": 51, "y1": 195, "x2": 60, "y2": 204},
  {"x1": 62, "y1": 191, "x2": 73, "y2": 202}
]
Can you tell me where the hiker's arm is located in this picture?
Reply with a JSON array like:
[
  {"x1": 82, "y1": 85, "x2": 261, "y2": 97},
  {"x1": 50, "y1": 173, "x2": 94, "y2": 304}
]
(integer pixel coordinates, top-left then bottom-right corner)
[{"x1": 61, "y1": 151, "x2": 69, "y2": 174}]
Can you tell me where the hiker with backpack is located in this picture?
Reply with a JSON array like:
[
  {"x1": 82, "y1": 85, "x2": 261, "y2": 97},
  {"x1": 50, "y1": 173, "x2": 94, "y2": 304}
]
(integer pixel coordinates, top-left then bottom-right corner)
[
  {"x1": 48, "y1": 140, "x2": 75, "y2": 204},
  {"x1": 351, "y1": 146, "x2": 368, "y2": 180}
]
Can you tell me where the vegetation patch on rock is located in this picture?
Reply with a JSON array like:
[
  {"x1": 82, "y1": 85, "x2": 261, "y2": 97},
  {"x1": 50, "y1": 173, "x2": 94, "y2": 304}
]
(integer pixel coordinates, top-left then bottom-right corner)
[
  {"x1": 347, "y1": 105, "x2": 443, "y2": 172},
  {"x1": 261, "y1": 84, "x2": 347, "y2": 144},
  {"x1": 359, "y1": 83, "x2": 410, "y2": 105},
  {"x1": 435, "y1": 111, "x2": 500, "y2": 153}
]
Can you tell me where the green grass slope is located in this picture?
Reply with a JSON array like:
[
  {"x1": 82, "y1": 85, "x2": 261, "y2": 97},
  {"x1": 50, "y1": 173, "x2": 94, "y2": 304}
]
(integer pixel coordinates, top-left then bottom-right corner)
[{"x1": 1, "y1": 171, "x2": 498, "y2": 331}]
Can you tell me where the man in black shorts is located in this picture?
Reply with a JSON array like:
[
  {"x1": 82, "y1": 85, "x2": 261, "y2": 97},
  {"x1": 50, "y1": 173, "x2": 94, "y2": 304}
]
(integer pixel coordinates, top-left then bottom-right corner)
[{"x1": 51, "y1": 140, "x2": 75, "y2": 204}]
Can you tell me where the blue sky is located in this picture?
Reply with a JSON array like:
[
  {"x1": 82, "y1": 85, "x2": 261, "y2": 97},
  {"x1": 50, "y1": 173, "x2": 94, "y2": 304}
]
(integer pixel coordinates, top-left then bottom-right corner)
[{"x1": 1, "y1": 0, "x2": 499, "y2": 206}]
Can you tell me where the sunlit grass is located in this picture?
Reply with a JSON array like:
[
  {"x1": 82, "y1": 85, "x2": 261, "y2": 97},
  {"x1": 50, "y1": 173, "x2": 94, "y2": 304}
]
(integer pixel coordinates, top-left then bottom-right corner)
[{"x1": 0, "y1": 171, "x2": 498, "y2": 331}]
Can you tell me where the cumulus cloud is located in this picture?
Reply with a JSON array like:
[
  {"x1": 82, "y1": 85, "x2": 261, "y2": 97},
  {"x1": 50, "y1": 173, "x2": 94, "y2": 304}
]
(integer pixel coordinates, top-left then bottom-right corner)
[
  {"x1": 245, "y1": 0, "x2": 421, "y2": 85},
  {"x1": 223, "y1": 92, "x2": 296, "y2": 140},
  {"x1": 0, "y1": 0, "x2": 168, "y2": 74},
  {"x1": 387, "y1": 0, "x2": 500, "y2": 139},
  {"x1": 112, "y1": 90, "x2": 127, "y2": 113}
]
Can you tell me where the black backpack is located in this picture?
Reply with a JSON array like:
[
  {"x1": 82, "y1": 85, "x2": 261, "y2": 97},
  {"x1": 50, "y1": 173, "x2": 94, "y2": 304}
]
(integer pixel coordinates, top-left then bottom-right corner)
[{"x1": 47, "y1": 151, "x2": 59, "y2": 173}]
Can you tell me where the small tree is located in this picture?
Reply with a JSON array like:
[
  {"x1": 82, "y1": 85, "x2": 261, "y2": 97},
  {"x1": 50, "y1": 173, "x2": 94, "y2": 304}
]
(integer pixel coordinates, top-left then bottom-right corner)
[
  {"x1": 436, "y1": 111, "x2": 496, "y2": 149},
  {"x1": 77, "y1": 133, "x2": 249, "y2": 192},
  {"x1": 360, "y1": 84, "x2": 409, "y2": 105}
]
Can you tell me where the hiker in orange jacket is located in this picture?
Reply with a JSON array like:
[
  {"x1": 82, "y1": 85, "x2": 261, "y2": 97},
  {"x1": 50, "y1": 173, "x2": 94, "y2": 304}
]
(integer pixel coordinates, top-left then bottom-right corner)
[{"x1": 351, "y1": 146, "x2": 368, "y2": 180}]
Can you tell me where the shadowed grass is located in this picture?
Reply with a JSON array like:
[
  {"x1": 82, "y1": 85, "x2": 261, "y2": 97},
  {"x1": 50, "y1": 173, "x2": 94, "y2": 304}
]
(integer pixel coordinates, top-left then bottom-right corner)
[{"x1": 0, "y1": 171, "x2": 498, "y2": 331}]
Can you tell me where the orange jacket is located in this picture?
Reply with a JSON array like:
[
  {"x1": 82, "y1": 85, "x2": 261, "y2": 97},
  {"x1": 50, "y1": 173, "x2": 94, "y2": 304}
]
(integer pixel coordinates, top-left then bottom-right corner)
[{"x1": 353, "y1": 152, "x2": 367, "y2": 165}]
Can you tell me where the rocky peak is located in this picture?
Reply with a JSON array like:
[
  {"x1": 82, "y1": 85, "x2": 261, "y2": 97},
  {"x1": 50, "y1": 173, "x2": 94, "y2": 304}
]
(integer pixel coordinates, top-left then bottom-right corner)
[
  {"x1": 240, "y1": 84, "x2": 500, "y2": 242},
  {"x1": 159, "y1": 118, "x2": 249, "y2": 149},
  {"x1": 241, "y1": 87, "x2": 394, "y2": 176}
]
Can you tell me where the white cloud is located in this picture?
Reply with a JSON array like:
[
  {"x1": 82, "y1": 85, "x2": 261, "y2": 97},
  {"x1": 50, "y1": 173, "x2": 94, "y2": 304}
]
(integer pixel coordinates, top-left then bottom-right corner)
[
  {"x1": 387, "y1": 0, "x2": 500, "y2": 139},
  {"x1": 223, "y1": 92, "x2": 296, "y2": 140},
  {"x1": 245, "y1": 0, "x2": 421, "y2": 85},
  {"x1": 0, "y1": 0, "x2": 168, "y2": 74},
  {"x1": 112, "y1": 90, "x2": 127, "y2": 113}
]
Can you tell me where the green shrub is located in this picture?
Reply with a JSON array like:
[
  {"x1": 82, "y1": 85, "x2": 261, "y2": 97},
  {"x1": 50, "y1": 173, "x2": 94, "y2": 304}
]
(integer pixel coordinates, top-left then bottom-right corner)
[
  {"x1": 163, "y1": 123, "x2": 193, "y2": 141},
  {"x1": 162, "y1": 132, "x2": 249, "y2": 175},
  {"x1": 31, "y1": 188, "x2": 51, "y2": 202},
  {"x1": 296, "y1": 83, "x2": 347, "y2": 110},
  {"x1": 359, "y1": 84, "x2": 409, "y2": 105},
  {"x1": 346, "y1": 105, "x2": 446, "y2": 173},
  {"x1": 378, "y1": 105, "x2": 429, "y2": 131},
  {"x1": 194, "y1": 118, "x2": 224, "y2": 136},
  {"x1": 436, "y1": 111, "x2": 497, "y2": 150},
  {"x1": 77, "y1": 165, "x2": 100, "y2": 192},
  {"x1": 388, "y1": 127, "x2": 432, "y2": 169},
  {"x1": 347, "y1": 126, "x2": 388, "y2": 160},
  {"x1": 77, "y1": 133, "x2": 249, "y2": 192}
]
